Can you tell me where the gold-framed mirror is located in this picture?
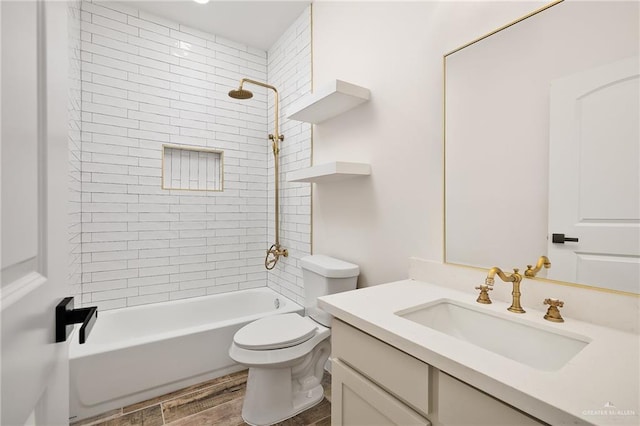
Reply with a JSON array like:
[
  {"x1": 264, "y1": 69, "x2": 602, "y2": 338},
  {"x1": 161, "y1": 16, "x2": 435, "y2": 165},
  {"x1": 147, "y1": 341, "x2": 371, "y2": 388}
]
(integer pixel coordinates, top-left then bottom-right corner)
[{"x1": 444, "y1": 0, "x2": 639, "y2": 294}]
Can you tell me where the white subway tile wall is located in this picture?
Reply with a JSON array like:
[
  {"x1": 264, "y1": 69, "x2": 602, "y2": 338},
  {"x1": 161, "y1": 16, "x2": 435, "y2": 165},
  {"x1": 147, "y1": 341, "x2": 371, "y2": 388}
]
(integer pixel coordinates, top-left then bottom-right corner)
[
  {"x1": 69, "y1": 0, "x2": 83, "y2": 300},
  {"x1": 79, "y1": 0, "x2": 272, "y2": 310},
  {"x1": 77, "y1": 1, "x2": 311, "y2": 310},
  {"x1": 266, "y1": 7, "x2": 313, "y2": 304}
]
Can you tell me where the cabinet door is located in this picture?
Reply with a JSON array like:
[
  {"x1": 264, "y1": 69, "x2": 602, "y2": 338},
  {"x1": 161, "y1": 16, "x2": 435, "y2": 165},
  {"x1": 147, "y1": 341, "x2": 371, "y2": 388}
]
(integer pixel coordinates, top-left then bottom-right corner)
[{"x1": 332, "y1": 360, "x2": 431, "y2": 426}]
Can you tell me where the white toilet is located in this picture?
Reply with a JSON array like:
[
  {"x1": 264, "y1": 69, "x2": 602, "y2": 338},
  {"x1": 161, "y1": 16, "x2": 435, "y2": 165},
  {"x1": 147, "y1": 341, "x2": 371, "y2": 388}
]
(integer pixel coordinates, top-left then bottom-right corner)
[{"x1": 229, "y1": 255, "x2": 359, "y2": 426}]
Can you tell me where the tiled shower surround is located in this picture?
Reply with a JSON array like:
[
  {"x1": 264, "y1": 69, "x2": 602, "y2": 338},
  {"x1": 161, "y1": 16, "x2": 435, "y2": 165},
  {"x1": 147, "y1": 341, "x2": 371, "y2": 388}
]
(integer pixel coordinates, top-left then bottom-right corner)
[{"x1": 77, "y1": 1, "x2": 311, "y2": 310}]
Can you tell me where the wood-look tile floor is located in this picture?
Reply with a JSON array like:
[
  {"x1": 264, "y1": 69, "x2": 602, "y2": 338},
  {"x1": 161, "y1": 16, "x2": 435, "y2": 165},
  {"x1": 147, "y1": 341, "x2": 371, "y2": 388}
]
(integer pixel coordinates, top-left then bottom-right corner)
[{"x1": 71, "y1": 370, "x2": 331, "y2": 426}]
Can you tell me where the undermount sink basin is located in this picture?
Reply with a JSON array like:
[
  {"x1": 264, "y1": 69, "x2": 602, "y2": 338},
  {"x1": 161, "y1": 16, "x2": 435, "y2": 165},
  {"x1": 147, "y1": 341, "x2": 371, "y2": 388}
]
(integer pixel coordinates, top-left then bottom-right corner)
[{"x1": 395, "y1": 299, "x2": 589, "y2": 371}]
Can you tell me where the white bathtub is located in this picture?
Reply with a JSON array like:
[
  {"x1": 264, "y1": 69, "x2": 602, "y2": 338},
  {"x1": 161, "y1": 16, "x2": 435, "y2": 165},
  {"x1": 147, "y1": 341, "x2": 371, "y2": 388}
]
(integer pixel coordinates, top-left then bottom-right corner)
[{"x1": 69, "y1": 287, "x2": 302, "y2": 422}]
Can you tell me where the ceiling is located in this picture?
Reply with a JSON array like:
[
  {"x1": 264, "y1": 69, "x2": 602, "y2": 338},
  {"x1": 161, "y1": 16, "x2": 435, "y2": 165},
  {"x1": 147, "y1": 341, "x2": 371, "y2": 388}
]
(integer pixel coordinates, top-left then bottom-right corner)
[{"x1": 121, "y1": 1, "x2": 311, "y2": 51}]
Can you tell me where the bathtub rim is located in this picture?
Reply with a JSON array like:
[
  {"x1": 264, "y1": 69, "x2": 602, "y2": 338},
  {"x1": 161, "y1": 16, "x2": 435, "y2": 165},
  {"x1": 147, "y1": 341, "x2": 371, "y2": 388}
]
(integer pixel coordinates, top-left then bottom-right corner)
[{"x1": 70, "y1": 287, "x2": 301, "y2": 358}]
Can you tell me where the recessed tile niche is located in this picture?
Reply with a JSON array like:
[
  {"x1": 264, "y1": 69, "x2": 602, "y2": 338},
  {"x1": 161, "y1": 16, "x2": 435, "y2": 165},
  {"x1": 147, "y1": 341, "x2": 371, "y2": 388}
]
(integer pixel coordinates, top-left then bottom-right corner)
[{"x1": 162, "y1": 145, "x2": 223, "y2": 192}]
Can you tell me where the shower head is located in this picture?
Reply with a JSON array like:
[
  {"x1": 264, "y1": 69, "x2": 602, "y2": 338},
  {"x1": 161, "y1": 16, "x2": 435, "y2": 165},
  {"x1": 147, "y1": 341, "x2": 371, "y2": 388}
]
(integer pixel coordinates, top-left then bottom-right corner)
[{"x1": 228, "y1": 88, "x2": 253, "y2": 100}]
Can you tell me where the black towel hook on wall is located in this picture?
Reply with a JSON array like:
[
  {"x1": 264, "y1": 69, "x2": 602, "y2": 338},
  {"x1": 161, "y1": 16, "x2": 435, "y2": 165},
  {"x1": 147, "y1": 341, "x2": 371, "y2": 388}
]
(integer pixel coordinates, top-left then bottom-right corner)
[{"x1": 55, "y1": 297, "x2": 98, "y2": 344}]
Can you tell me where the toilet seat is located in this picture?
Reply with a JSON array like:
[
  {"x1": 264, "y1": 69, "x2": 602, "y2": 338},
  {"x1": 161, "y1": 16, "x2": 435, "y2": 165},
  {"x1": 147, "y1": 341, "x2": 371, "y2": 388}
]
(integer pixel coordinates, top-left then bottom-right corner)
[{"x1": 233, "y1": 313, "x2": 318, "y2": 350}]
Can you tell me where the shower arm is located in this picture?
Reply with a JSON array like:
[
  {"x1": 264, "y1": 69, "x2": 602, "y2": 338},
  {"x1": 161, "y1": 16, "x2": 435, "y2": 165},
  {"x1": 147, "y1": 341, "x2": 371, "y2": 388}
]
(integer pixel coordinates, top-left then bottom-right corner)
[
  {"x1": 235, "y1": 78, "x2": 288, "y2": 268},
  {"x1": 237, "y1": 78, "x2": 283, "y2": 145}
]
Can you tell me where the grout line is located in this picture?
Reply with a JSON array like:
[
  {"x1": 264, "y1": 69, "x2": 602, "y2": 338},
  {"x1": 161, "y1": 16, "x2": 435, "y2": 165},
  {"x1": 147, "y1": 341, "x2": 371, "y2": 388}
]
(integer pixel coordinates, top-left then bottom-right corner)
[{"x1": 161, "y1": 401, "x2": 167, "y2": 425}]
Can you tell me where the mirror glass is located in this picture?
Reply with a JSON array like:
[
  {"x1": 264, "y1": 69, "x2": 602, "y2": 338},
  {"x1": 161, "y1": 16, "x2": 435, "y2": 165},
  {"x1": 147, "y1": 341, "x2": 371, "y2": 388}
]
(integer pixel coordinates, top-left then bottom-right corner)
[{"x1": 444, "y1": 0, "x2": 639, "y2": 294}]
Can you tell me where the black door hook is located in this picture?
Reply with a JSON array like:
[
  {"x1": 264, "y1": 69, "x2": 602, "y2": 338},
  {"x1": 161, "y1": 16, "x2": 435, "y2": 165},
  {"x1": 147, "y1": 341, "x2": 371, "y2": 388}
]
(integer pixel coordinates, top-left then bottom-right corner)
[{"x1": 55, "y1": 297, "x2": 98, "y2": 344}]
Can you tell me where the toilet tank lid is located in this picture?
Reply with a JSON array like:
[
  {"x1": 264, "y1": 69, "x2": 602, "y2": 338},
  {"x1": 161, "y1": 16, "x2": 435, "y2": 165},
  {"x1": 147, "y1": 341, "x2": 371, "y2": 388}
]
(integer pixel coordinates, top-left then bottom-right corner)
[{"x1": 300, "y1": 255, "x2": 359, "y2": 278}]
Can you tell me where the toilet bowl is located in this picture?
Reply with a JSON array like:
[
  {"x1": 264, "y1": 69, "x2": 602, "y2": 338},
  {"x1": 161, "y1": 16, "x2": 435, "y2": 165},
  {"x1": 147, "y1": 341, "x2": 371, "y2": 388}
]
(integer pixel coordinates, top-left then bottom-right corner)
[{"x1": 228, "y1": 255, "x2": 359, "y2": 426}]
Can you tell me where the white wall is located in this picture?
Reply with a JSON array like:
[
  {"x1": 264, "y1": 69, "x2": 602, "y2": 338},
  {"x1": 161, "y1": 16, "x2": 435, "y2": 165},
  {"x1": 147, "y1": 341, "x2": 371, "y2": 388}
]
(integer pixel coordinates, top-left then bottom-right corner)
[
  {"x1": 266, "y1": 7, "x2": 312, "y2": 304},
  {"x1": 79, "y1": 1, "x2": 269, "y2": 310},
  {"x1": 311, "y1": 1, "x2": 550, "y2": 287}
]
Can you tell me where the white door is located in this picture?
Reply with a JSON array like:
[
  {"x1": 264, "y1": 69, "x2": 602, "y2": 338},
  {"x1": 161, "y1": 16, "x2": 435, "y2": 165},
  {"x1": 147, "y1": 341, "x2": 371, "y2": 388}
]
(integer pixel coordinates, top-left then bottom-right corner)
[
  {"x1": 548, "y1": 56, "x2": 639, "y2": 293},
  {"x1": 1, "y1": 1, "x2": 71, "y2": 424}
]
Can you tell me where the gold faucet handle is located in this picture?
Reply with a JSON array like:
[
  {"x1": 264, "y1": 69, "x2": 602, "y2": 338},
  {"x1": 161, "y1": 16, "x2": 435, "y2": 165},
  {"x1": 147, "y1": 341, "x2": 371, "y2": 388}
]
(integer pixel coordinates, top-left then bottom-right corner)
[
  {"x1": 544, "y1": 298, "x2": 564, "y2": 308},
  {"x1": 475, "y1": 284, "x2": 493, "y2": 304},
  {"x1": 475, "y1": 285, "x2": 493, "y2": 291},
  {"x1": 543, "y1": 298, "x2": 565, "y2": 323}
]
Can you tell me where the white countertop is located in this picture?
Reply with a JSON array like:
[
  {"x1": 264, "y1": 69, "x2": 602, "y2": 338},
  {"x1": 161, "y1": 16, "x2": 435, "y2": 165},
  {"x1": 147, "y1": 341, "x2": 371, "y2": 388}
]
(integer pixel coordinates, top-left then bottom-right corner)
[{"x1": 318, "y1": 279, "x2": 640, "y2": 426}]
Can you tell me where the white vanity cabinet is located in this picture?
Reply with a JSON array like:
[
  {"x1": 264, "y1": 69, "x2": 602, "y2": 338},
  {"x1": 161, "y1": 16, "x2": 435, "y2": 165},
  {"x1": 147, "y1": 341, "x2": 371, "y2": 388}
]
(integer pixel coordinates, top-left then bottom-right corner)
[{"x1": 331, "y1": 319, "x2": 545, "y2": 426}]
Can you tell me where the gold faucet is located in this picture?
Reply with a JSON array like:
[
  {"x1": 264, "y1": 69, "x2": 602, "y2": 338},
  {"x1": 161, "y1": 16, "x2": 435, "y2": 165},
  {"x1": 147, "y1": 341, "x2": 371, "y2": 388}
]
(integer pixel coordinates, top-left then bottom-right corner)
[
  {"x1": 485, "y1": 267, "x2": 525, "y2": 313},
  {"x1": 525, "y1": 255, "x2": 551, "y2": 278}
]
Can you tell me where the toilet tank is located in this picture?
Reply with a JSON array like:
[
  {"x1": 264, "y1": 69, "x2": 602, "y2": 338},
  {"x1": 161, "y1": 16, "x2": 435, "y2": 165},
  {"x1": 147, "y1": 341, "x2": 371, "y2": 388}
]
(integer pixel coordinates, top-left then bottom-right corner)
[{"x1": 300, "y1": 255, "x2": 359, "y2": 327}]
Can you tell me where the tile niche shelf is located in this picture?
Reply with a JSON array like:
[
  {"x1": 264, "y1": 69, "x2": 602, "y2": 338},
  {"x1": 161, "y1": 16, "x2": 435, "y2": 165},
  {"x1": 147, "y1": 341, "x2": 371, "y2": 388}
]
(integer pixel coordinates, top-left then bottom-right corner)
[
  {"x1": 286, "y1": 80, "x2": 370, "y2": 124},
  {"x1": 287, "y1": 161, "x2": 371, "y2": 183}
]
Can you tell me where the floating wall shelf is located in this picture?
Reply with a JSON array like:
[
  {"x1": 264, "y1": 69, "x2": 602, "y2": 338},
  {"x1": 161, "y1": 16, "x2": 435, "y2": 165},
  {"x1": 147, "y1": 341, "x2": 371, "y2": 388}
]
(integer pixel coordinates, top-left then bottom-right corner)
[
  {"x1": 287, "y1": 161, "x2": 371, "y2": 183},
  {"x1": 286, "y1": 80, "x2": 370, "y2": 124}
]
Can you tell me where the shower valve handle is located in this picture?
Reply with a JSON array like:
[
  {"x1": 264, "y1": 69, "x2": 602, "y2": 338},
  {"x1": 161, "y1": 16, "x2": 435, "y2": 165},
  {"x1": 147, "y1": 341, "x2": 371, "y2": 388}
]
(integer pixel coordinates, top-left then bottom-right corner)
[{"x1": 265, "y1": 244, "x2": 288, "y2": 270}]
